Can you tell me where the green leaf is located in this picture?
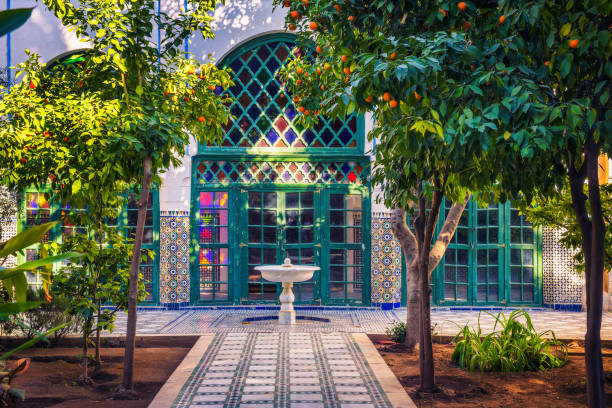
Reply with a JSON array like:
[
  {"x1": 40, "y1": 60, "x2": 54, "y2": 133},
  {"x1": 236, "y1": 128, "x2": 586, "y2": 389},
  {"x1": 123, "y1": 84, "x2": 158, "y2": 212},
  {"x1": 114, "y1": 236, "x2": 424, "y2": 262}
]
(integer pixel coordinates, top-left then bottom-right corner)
[
  {"x1": 0, "y1": 302, "x2": 42, "y2": 319},
  {"x1": 135, "y1": 85, "x2": 144, "y2": 96},
  {"x1": 560, "y1": 23, "x2": 571, "y2": 38},
  {"x1": 0, "y1": 252, "x2": 82, "y2": 275},
  {"x1": 0, "y1": 8, "x2": 33, "y2": 38},
  {"x1": 587, "y1": 108, "x2": 596, "y2": 128},
  {"x1": 559, "y1": 58, "x2": 571, "y2": 78},
  {"x1": 72, "y1": 179, "x2": 82, "y2": 194},
  {"x1": 0, "y1": 223, "x2": 58, "y2": 259}
]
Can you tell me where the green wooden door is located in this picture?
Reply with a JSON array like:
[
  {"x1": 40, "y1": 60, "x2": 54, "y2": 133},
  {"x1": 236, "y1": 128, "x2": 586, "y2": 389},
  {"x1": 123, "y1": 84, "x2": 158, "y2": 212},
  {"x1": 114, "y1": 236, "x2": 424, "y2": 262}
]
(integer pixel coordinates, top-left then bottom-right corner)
[{"x1": 242, "y1": 188, "x2": 320, "y2": 303}]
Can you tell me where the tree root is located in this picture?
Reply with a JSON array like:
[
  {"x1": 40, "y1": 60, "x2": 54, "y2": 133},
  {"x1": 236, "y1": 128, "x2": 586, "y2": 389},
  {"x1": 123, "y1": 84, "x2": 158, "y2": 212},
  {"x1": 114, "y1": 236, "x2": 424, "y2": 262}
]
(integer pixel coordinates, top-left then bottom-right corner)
[
  {"x1": 77, "y1": 375, "x2": 94, "y2": 386},
  {"x1": 112, "y1": 386, "x2": 138, "y2": 400}
]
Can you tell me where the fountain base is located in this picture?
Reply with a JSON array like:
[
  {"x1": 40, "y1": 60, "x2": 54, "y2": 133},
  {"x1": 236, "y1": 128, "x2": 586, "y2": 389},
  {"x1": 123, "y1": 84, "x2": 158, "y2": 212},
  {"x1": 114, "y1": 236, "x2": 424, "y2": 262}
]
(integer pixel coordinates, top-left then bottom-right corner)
[{"x1": 278, "y1": 310, "x2": 296, "y2": 325}]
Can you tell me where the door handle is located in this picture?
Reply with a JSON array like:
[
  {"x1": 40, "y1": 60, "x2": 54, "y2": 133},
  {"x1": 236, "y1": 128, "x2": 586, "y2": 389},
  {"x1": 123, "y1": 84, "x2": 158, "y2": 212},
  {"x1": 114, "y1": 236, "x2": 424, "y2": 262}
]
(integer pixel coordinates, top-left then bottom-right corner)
[
  {"x1": 313, "y1": 243, "x2": 321, "y2": 248},
  {"x1": 498, "y1": 244, "x2": 505, "y2": 248},
  {"x1": 240, "y1": 243, "x2": 247, "y2": 247}
]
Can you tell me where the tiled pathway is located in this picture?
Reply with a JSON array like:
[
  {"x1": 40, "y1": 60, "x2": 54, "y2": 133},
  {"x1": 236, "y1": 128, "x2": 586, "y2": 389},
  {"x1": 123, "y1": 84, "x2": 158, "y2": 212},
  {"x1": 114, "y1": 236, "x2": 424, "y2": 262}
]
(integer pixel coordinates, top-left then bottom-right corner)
[
  {"x1": 154, "y1": 332, "x2": 409, "y2": 408},
  {"x1": 109, "y1": 308, "x2": 612, "y2": 340}
]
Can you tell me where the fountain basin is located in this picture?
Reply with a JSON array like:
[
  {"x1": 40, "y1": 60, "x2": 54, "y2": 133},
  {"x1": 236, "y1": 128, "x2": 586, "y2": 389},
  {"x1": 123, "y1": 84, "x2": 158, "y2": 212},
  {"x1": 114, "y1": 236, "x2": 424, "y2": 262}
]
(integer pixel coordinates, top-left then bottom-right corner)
[{"x1": 255, "y1": 258, "x2": 320, "y2": 325}]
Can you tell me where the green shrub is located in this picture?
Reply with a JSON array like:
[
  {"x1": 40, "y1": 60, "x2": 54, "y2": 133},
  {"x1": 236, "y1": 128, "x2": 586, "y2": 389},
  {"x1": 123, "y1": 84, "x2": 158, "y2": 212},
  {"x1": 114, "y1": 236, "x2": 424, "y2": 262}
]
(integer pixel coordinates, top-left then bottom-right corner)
[
  {"x1": 8, "y1": 288, "x2": 80, "y2": 345},
  {"x1": 386, "y1": 320, "x2": 406, "y2": 343},
  {"x1": 452, "y1": 310, "x2": 568, "y2": 372}
]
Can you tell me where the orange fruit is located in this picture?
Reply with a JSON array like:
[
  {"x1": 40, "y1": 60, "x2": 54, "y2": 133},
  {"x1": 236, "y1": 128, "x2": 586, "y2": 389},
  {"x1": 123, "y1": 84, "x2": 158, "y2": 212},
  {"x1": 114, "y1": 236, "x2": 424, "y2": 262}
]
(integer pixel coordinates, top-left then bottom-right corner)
[
  {"x1": 343, "y1": 67, "x2": 351, "y2": 75},
  {"x1": 389, "y1": 100, "x2": 398, "y2": 108},
  {"x1": 297, "y1": 79, "x2": 303, "y2": 85},
  {"x1": 315, "y1": 110, "x2": 320, "y2": 115},
  {"x1": 209, "y1": 85, "x2": 216, "y2": 91},
  {"x1": 198, "y1": 116, "x2": 205, "y2": 122},
  {"x1": 383, "y1": 92, "x2": 391, "y2": 101},
  {"x1": 348, "y1": 15, "x2": 355, "y2": 21},
  {"x1": 309, "y1": 21, "x2": 318, "y2": 30},
  {"x1": 462, "y1": 21, "x2": 471, "y2": 30},
  {"x1": 316, "y1": 45, "x2": 323, "y2": 53},
  {"x1": 470, "y1": 64, "x2": 475, "y2": 71},
  {"x1": 302, "y1": 0, "x2": 309, "y2": 5},
  {"x1": 316, "y1": 68, "x2": 322, "y2": 75},
  {"x1": 321, "y1": 85, "x2": 325, "y2": 90},
  {"x1": 544, "y1": 61, "x2": 550, "y2": 67},
  {"x1": 390, "y1": 52, "x2": 397, "y2": 60},
  {"x1": 297, "y1": 67, "x2": 303, "y2": 74},
  {"x1": 569, "y1": 39, "x2": 579, "y2": 48},
  {"x1": 289, "y1": 24, "x2": 296, "y2": 31},
  {"x1": 414, "y1": 91, "x2": 421, "y2": 100},
  {"x1": 334, "y1": 4, "x2": 341, "y2": 12},
  {"x1": 29, "y1": 82, "x2": 36, "y2": 89},
  {"x1": 284, "y1": 0, "x2": 290, "y2": 7},
  {"x1": 364, "y1": 95, "x2": 373, "y2": 103},
  {"x1": 43, "y1": 131, "x2": 51, "y2": 137},
  {"x1": 304, "y1": 72, "x2": 309, "y2": 77},
  {"x1": 439, "y1": 8, "x2": 447, "y2": 17},
  {"x1": 499, "y1": 15, "x2": 506, "y2": 24},
  {"x1": 304, "y1": 110, "x2": 310, "y2": 116},
  {"x1": 298, "y1": 106, "x2": 305, "y2": 112},
  {"x1": 324, "y1": 63, "x2": 331, "y2": 70},
  {"x1": 290, "y1": 10, "x2": 300, "y2": 18},
  {"x1": 341, "y1": 55, "x2": 348, "y2": 62},
  {"x1": 191, "y1": 88, "x2": 195, "y2": 94},
  {"x1": 20, "y1": 158, "x2": 28, "y2": 164},
  {"x1": 458, "y1": 2, "x2": 467, "y2": 11},
  {"x1": 63, "y1": 137, "x2": 68, "y2": 142}
]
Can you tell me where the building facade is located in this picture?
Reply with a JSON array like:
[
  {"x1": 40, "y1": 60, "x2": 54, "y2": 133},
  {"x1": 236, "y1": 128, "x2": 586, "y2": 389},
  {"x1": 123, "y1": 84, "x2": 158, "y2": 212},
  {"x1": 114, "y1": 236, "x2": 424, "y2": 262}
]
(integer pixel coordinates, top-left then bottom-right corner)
[{"x1": 2, "y1": 0, "x2": 594, "y2": 310}]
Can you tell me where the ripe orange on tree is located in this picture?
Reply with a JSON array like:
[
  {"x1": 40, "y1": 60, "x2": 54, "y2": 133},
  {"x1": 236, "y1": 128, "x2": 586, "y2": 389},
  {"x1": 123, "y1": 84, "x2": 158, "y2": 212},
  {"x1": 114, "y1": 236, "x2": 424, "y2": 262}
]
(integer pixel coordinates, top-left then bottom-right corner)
[
  {"x1": 297, "y1": 67, "x2": 303, "y2": 74},
  {"x1": 390, "y1": 52, "x2": 397, "y2": 60},
  {"x1": 289, "y1": 24, "x2": 296, "y2": 31},
  {"x1": 389, "y1": 100, "x2": 398, "y2": 108},
  {"x1": 298, "y1": 106, "x2": 305, "y2": 112},
  {"x1": 297, "y1": 79, "x2": 303, "y2": 85},
  {"x1": 316, "y1": 67, "x2": 322, "y2": 75},
  {"x1": 348, "y1": 15, "x2": 355, "y2": 21},
  {"x1": 462, "y1": 21, "x2": 471, "y2": 30},
  {"x1": 569, "y1": 39, "x2": 579, "y2": 48},
  {"x1": 383, "y1": 92, "x2": 391, "y2": 101},
  {"x1": 439, "y1": 8, "x2": 447, "y2": 17},
  {"x1": 324, "y1": 63, "x2": 331, "y2": 70},
  {"x1": 43, "y1": 131, "x2": 51, "y2": 137},
  {"x1": 334, "y1": 4, "x2": 341, "y2": 12},
  {"x1": 499, "y1": 15, "x2": 506, "y2": 24},
  {"x1": 341, "y1": 54, "x2": 348, "y2": 62},
  {"x1": 309, "y1": 21, "x2": 318, "y2": 30},
  {"x1": 343, "y1": 67, "x2": 351, "y2": 75},
  {"x1": 290, "y1": 10, "x2": 300, "y2": 18},
  {"x1": 316, "y1": 45, "x2": 323, "y2": 53},
  {"x1": 545, "y1": 61, "x2": 550, "y2": 67},
  {"x1": 209, "y1": 85, "x2": 216, "y2": 91},
  {"x1": 457, "y1": 2, "x2": 467, "y2": 11},
  {"x1": 29, "y1": 82, "x2": 35, "y2": 89},
  {"x1": 304, "y1": 110, "x2": 310, "y2": 116},
  {"x1": 321, "y1": 85, "x2": 325, "y2": 90},
  {"x1": 414, "y1": 91, "x2": 421, "y2": 100},
  {"x1": 198, "y1": 116, "x2": 205, "y2": 122},
  {"x1": 364, "y1": 95, "x2": 373, "y2": 103}
]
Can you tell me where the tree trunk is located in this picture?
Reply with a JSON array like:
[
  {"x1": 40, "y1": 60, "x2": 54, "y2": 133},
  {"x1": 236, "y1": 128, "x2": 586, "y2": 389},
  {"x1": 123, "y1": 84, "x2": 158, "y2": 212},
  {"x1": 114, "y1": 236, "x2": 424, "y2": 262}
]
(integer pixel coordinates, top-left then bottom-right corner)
[
  {"x1": 585, "y1": 139, "x2": 606, "y2": 408},
  {"x1": 118, "y1": 156, "x2": 153, "y2": 396},
  {"x1": 79, "y1": 318, "x2": 93, "y2": 384},
  {"x1": 391, "y1": 208, "x2": 420, "y2": 348},
  {"x1": 95, "y1": 298, "x2": 102, "y2": 365}
]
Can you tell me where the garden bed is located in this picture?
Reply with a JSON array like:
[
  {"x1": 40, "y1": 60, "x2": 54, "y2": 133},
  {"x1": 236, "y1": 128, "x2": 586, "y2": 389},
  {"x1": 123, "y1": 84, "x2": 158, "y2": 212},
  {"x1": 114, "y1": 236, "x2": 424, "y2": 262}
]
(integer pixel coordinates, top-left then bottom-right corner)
[
  {"x1": 7, "y1": 335, "x2": 198, "y2": 408},
  {"x1": 368, "y1": 334, "x2": 612, "y2": 407}
]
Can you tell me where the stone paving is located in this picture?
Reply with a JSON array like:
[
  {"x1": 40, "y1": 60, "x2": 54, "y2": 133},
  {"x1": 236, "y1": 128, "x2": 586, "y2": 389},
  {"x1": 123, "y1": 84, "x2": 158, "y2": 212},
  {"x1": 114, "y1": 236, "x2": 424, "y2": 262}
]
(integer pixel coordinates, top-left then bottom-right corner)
[
  {"x1": 108, "y1": 307, "x2": 612, "y2": 340},
  {"x1": 166, "y1": 332, "x2": 398, "y2": 408}
]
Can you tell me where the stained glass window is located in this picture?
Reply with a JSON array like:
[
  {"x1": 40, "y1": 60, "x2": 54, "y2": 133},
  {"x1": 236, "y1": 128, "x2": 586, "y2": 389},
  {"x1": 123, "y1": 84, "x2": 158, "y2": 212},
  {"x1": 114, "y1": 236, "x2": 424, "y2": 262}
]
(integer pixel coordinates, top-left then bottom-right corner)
[
  {"x1": 195, "y1": 160, "x2": 365, "y2": 185},
  {"x1": 201, "y1": 38, "x2": 360, "y2": 150}
]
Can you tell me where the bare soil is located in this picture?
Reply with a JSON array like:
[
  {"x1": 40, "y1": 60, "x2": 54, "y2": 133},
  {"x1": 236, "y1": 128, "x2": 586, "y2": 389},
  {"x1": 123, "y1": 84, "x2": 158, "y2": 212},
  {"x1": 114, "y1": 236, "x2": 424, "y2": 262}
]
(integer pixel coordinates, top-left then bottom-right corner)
[
  {"x1": 6, "y1": 336, "x2": 197, "y2": 408},
  {"x1": 368, "y1": 334, "x2": 612, "y2": 408}
]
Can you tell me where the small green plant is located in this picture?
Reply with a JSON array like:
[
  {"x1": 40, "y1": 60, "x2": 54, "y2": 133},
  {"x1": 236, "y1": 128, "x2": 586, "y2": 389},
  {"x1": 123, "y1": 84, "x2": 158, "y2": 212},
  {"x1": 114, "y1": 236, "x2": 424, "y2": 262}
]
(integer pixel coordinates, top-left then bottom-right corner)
[
  {"x1": 452, "y1": 310, "x2": 568, "y2": 372},
  {"x1": 386, "y1": 320, "x2": 406, "y2": 343}
]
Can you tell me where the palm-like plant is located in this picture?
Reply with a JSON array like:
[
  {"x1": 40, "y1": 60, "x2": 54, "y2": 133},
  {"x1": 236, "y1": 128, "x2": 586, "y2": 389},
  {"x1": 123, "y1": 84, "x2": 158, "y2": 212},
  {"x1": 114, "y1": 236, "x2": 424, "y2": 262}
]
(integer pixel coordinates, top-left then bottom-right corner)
[{"x1": 0, "y1": 7, "x2": 33, "y2": 38}]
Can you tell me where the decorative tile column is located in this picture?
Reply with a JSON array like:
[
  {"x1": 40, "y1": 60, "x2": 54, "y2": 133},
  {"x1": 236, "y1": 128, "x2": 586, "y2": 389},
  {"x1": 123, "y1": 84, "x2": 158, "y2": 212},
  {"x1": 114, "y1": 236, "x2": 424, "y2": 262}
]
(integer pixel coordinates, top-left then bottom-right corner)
[
  {"x1": 159, "y1": 211, "x2": 190, "y2": 306},
  {"x1": 370, "y1": 214, "x2": 402, "y2": 309}
]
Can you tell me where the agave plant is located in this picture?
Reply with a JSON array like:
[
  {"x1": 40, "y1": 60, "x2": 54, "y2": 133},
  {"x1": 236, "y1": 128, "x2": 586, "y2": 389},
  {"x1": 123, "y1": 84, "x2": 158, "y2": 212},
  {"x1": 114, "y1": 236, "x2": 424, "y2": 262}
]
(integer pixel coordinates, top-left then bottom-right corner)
[{"x1": 0, "y1": 222, "x2": 80, "y2": 403}]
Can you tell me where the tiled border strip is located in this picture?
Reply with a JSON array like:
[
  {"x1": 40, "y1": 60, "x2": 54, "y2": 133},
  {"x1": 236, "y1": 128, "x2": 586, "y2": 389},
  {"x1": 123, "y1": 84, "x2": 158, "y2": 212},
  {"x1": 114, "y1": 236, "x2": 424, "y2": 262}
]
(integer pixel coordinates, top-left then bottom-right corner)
[
  {"x1": 172, "y1": 333, "x2": 226, "y2": 407},
  {"x1": 312, "y1": 333, "x2": 339, "y2": 407},
  {"x1": 226, "y1": 333, "x2": 257, "y2": 407},
  {"x1": 149, "y1": 334, "x2": 216, "y2": 408},
  {"x1": 277, "y1": 333, "x2": 289, "y2": 407},
  {"x1": 350, "y1": 333, "x2": 417, "y2": 408}
]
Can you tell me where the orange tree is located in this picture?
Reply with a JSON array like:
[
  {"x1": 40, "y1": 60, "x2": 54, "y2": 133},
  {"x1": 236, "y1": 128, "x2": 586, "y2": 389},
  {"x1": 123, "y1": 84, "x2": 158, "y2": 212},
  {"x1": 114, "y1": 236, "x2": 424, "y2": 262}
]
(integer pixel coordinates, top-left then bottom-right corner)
[
  {"x1": 0, "y1": 0, "x2": 232, "y2": 397},
  {"x1": 275, "y1": 0, "x2": 610, "y2": 400},
  {"x1": 274, "y1": 0, "x2": 563, "y2": 393}
]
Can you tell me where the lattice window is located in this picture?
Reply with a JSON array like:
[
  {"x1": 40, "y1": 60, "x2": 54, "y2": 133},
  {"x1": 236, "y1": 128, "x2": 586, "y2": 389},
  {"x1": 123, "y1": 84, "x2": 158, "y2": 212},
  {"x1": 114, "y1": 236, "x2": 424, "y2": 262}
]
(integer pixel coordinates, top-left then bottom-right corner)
[
  {"x1": 203, "y1": 39, "x2": 360, "y2": 150},
  {"x1": 195, "y1": 160, "x2": 365, "y2": 185}
]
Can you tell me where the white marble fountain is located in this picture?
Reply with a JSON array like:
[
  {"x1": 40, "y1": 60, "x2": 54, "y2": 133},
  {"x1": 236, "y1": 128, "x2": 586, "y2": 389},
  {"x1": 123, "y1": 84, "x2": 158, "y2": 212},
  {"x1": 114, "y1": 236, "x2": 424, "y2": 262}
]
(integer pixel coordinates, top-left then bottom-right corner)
[{"x1": 255, "y1": 257, "x2": 320, "y2": 324}]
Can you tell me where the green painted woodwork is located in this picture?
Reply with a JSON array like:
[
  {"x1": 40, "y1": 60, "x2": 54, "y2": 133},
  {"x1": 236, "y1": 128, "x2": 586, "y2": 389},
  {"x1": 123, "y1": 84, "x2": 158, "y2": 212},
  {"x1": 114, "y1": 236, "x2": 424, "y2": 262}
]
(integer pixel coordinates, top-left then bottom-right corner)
[
  {"x1": 17, "y1": 188, "x2": 160, "y2": 304},
  {"x1": 417, "y1": 198, "x2": 542, "y2": 306},
  {"x1": 189, "y1": 180, "x2": 371, "y2": 306},
  {"x1": 199, "y1": 33, "x2": 364, "y2": 155}
]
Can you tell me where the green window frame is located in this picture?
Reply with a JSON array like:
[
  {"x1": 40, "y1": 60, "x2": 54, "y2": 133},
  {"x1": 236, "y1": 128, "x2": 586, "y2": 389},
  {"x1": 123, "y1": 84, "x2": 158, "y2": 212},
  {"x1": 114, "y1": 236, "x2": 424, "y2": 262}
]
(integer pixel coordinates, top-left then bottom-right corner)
[
  {"x1": 423, "y1": 198, "x2": 542, "y2": 306},
  {"x1": 18, "y1": 188, "x2": 160, "y2": 304}
]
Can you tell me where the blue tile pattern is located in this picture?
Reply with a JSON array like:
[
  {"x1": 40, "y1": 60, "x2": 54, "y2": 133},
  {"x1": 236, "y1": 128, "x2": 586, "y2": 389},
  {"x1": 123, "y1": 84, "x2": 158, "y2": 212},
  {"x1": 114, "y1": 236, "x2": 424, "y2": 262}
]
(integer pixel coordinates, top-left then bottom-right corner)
[{"x1": 370, "y1": 218, "x2": 401, "y2": 307}]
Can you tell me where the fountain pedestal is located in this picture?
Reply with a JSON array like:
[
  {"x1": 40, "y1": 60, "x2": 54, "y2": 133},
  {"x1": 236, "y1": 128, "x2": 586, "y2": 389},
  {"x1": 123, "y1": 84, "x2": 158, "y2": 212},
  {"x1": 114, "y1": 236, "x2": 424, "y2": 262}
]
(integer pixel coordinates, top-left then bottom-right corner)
[
  {"x1": 255, "y1": 258, "x2": 320, "y2": 325},
  {"x1": 279, "y1": 282, "x2": 296, "y2": 324}
]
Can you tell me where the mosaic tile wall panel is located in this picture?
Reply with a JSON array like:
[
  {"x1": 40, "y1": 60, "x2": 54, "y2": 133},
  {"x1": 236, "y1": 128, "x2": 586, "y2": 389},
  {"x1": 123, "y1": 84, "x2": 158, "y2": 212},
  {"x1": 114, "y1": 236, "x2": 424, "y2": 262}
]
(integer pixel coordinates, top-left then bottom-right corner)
[
  {"x1": 0, "y1": 217, "x2": 17, "y2": 267},
  {"x1": 371, "y1": 216, "x2": 401, "y2": 305},
  {"x1": 160, "y1": 214, "x2": 190, "y2": 303},
  {"x1": 542, "y1": 227, "x2": 583, "y2": 304}
]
